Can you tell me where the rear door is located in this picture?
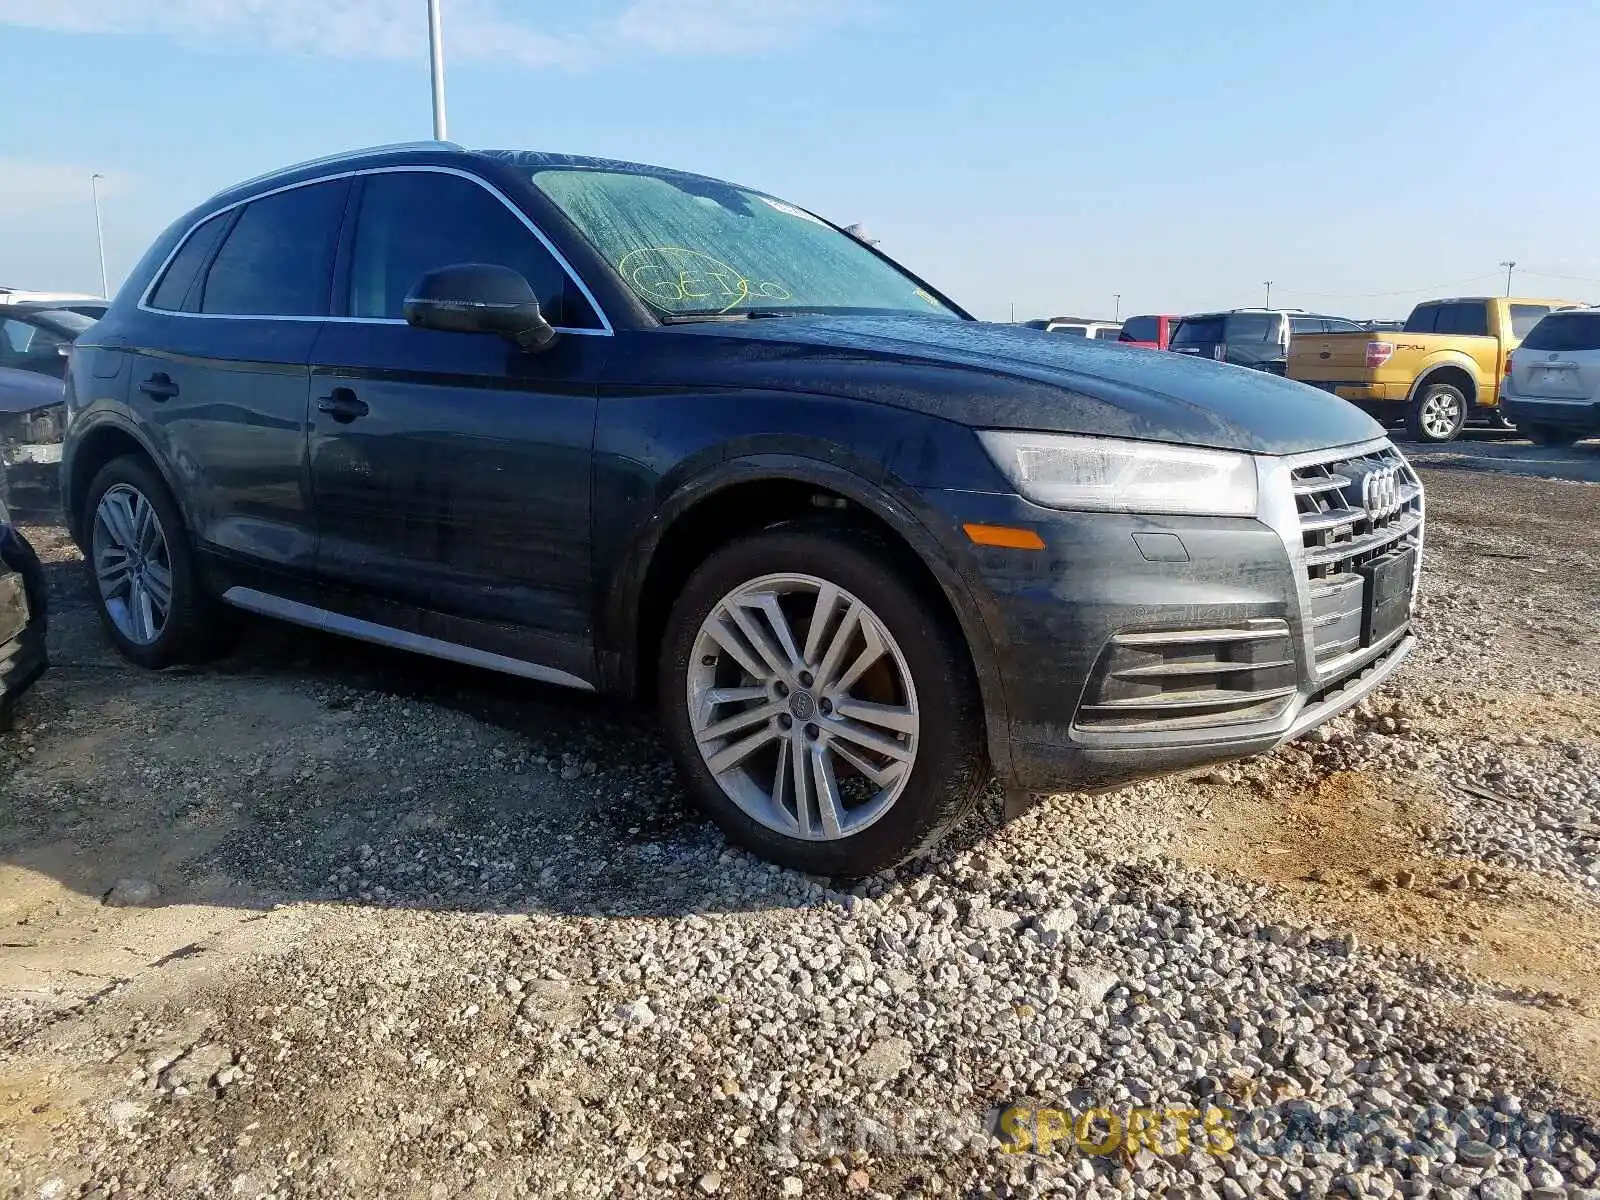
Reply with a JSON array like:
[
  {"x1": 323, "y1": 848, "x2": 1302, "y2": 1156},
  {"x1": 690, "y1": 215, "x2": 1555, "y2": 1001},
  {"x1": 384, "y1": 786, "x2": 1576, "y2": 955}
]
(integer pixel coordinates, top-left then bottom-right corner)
[
  {"x1": 306, "y1": 168, "x2": 608, "y2": 685},
  {"x1": 130, "y1": 179, "x2": 349, "y2": 577},
  {"x1": 1511, "y1": 311, "x2": 1600, "y2": 400}
]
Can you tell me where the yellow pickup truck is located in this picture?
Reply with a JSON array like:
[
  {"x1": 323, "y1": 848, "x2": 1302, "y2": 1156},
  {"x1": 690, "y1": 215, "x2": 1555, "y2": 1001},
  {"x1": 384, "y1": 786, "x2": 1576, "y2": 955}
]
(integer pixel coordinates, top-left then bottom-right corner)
[{"x1": 1287, "y1": 296, "x2": 1580, "y2": 442}]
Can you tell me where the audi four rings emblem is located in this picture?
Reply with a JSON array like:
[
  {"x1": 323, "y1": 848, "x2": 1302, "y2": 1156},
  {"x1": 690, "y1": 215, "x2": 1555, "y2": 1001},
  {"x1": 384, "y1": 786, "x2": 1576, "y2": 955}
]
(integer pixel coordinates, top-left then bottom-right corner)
[{"x1": 1362, "y1": 466, "x2": 1402, "y2": 521}]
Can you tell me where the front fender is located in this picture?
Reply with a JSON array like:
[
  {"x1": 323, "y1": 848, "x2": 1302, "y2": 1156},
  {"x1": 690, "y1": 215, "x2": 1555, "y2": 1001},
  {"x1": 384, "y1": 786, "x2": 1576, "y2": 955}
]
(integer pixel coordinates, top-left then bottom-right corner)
[{"x1": 603, "y1": 452, "x2": 1015, "y2": 781}]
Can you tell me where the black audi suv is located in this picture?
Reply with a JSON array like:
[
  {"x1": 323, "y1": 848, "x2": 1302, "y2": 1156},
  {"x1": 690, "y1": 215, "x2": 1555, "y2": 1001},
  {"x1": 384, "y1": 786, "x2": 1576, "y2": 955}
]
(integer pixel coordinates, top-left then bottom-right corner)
[{"x1": 61, "y1": 143, "x2": 1423, "y2": 875}]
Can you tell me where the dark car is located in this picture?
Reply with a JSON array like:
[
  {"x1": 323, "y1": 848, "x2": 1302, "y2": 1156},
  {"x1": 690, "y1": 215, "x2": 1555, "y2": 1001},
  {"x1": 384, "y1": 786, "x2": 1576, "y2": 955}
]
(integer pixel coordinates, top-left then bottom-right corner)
[
  {"x1": 0, "y1": 305, "x2": 95, "y2": 380},
  {"x1": 0, "y1": 464, "x2": 48, "y2": 727},
  {"x1": 63, "y1": 143, "x2": 1423, "y2": 875},
  {"x1": 1171, "y1": 310, "x2": 1366, "y2": 374},
  {"x1": 0, "y1": 367, "x2": 67, "y2": 506}
]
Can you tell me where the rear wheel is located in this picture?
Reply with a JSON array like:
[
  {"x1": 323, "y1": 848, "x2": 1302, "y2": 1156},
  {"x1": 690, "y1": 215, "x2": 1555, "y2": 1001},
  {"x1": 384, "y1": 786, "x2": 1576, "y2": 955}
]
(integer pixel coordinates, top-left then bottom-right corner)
[
  {"x1": 1525, "y1": 424, "x2": 1580, "y2": 448},
  {"x1": 1407, "y1": 383, "x2": 1468, "y2": 443},
  {"x1": 82, "y1": 455, "x2": 228, "y2": 668},
  {"x1": 659, "y1": 524, "x2": 986, "y2": 877}
]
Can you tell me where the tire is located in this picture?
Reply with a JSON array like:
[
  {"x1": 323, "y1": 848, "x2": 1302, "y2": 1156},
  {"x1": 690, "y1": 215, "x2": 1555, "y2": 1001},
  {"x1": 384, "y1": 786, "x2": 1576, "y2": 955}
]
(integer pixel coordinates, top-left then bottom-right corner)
[
  {"x1": 1406, "y1": 382, "x2": 1468, "y2": 443},
  {"x1": 1525, "y1": 424, "x2": 1579, "y2": 448},
  {"x1": 658, "y1": 522, "x2": 987, "y2": 877},
  {"x1": 81, "y1": 454, "x2": 228, "y2": 668}
]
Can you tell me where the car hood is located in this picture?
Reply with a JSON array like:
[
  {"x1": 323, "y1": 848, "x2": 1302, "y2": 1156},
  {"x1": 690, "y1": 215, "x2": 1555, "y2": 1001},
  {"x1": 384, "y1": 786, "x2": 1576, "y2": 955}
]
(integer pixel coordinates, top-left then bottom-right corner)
[
  {"x1": 0, "y1": 368, "x2": 64, "y2": 415},
  {"x1": 658, "y1": 315, "x2": 1383, "y2": 456}
]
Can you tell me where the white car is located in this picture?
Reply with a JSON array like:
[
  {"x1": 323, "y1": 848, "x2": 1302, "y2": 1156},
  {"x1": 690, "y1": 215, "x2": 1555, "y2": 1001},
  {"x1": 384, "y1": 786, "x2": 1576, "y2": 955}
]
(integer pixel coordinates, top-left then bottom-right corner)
[
  {"x1": 1501, "y1": 307, "x2": 1600, "y2": 446},
  {"x1": 0, "y1": 288, "x2": 102, "y2": 308},
  {"x1": 1026, "y1": 317, "x2": 1123, "y2": 340}
]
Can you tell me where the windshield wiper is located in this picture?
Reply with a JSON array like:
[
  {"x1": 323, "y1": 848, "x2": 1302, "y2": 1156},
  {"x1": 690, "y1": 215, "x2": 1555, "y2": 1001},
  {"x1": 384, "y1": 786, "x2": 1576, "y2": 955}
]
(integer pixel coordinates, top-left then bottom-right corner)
[{"x1": 659, "y1": 309, "x2": 822, "y2": 324}]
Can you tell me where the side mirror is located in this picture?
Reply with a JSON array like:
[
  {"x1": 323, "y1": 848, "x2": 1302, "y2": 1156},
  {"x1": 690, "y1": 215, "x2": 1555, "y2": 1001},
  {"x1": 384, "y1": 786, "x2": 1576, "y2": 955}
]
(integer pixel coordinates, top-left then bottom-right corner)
[{"x1": 403, "y1": 263, "x2": 557, "y2": 353}]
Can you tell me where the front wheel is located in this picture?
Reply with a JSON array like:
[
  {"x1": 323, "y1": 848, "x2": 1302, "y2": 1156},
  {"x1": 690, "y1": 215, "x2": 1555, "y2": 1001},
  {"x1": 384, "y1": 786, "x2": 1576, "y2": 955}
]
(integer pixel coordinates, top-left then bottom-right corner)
[
  {"x1": 659, "y1": 524, "x2": 987, "y2": 877},
  {"x1": 1407, "y1": 383, "x2": 1468, "y2": 443}
]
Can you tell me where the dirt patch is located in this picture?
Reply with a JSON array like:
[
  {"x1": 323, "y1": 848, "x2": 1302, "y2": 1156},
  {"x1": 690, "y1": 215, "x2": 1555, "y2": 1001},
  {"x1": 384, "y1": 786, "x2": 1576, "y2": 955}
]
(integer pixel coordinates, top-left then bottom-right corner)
[{"x1": 1178, "y1": 767, "x2": 1600, "y2": 1101}]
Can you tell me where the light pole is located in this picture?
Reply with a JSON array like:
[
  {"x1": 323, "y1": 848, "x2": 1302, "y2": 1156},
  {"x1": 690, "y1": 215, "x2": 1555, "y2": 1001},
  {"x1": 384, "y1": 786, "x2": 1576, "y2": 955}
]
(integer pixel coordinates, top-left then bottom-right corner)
[
  {"x1": 90, "y1": 173, "x2": 109, "y2": 298},
  {"x1": 1263, "y1": 280, "x2": 1274, "y2": 308},
  {"x1": 1499, "y1": 260, "x2": 1516, "y2": 297},
  {"x1": 428, "y1": 0, "x2": 449, "y2": 141},
  {"x1": 1113, "y1": 294, "x2": 1121, "y2": 321}
]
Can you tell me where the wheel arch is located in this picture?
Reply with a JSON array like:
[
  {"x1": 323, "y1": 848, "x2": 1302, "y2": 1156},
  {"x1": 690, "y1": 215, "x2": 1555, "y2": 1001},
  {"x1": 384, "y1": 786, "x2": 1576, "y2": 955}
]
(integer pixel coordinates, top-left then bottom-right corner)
[
  {"x1": 1408, "y1": 358, "x2": 1480, "y2": 407},
  {"x1": 63, "y1": 416, "x2": 178, "y2": 548},
  {"x1": 610, "y1": 456, "x2": 1011, "y2": 778}
]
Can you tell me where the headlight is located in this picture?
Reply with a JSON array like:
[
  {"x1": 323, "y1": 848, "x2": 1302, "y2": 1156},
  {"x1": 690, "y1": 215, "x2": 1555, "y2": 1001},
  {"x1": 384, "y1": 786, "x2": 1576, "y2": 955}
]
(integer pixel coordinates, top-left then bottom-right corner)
[{"x1": 977, "y1": 431, "x2": 1258, "y2": 517}]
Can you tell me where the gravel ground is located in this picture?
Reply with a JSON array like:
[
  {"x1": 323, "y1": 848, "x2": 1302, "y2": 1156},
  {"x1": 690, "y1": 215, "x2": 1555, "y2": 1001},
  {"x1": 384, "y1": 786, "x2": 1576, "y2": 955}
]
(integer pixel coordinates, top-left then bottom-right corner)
[{"x1": 1, "y1": 462, "x2": 1598, "y2": 1200}]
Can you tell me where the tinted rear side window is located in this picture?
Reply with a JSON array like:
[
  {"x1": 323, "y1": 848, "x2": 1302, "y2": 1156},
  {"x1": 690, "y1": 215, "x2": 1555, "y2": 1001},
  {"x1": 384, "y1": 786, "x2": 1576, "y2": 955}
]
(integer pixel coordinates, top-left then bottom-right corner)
[
  {"x1": 1519, "y1": 312, "x2": 1600, "y2": 351},
  {"x1": 1092, "y1": 327, "x2": 1121, "y2": 340},
  {"x1": 1404, "y1": 305, "x2": 1440, "y2": 333},
  {"x1": 348, "y1": 171, "x2": 595, "y2": 327},
  {"x1": 1170, "y1": 317, "x2": 1224, "y2": 345},
  {"x1": 1120, "y1": 316, "x2": 1158, "y2": 342},
  {"x1": 1434, "y1": 303, "x2": 1489, "y2": 336},
  {"x1": 1289, "y1": 316, "x2": 1325, "y2": 335},
  {"x1": 1224, "y1": 313, "x2": 1279, "y2": 343},
  {"x1": 1509, "y1": 304, "x2": 1554, "y2": 338},
  {"x1": 148, "y1": 211, "x2": 232, "y2": 312},
  {"x1": 199, "y1": 180, "x2": 349, "y2": 317}
]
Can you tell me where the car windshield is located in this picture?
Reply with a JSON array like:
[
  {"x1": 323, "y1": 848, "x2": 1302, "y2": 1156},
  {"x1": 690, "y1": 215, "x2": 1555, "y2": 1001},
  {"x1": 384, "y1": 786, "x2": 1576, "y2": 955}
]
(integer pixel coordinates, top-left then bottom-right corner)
[{"x1": 530, "y1": 167, "x2": 962, "y2": 320}]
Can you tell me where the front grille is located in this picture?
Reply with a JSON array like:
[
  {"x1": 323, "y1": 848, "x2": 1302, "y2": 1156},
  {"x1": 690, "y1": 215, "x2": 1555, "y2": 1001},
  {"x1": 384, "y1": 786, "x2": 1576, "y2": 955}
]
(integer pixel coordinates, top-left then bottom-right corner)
[
  {"x1": 1075, "y1": 620, "x2": 1297, "y2": 733},
  {"x1": 1292, "y1": 444, "x2": 1422, "y2": 665}
]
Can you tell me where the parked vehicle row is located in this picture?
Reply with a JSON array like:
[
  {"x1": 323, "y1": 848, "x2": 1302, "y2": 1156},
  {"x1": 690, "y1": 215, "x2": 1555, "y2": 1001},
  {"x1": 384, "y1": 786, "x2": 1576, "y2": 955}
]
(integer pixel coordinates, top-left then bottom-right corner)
[
  {"x1": 58, "y1": 141, "x2": 1422, "y2": 875},
  {"x1": 1287, "y1": 296, "x2": 1580, "y2": 442}
]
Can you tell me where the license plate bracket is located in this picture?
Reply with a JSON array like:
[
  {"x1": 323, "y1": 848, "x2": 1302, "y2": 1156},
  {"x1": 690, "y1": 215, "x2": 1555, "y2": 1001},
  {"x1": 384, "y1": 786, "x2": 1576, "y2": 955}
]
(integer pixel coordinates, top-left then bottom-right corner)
[{"x1": 1360, "y1": 546, "x2": 1415, "y2": 646}]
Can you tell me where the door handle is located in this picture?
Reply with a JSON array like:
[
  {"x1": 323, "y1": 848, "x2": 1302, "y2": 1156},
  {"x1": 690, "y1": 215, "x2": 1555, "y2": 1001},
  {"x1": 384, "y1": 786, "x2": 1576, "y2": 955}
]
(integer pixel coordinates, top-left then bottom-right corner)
[
  {"x1": 137, "y1": 373, "x2": 179, "y2": 402},
  {"x1": 317, "y1": 387, "x2": 369, "y2": 423}
]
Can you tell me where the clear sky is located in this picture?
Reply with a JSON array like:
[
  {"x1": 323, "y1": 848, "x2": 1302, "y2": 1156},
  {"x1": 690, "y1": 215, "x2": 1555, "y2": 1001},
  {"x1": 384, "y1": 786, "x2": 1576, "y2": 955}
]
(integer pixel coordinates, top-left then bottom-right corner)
[{"x1": 3, "y1": 0, "x2": 1597, "y2": 322}]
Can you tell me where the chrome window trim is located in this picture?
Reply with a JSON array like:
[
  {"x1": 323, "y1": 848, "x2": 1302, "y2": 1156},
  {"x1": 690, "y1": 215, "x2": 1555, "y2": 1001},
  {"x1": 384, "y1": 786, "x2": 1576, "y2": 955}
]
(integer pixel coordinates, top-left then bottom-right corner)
[{"x1": 138, "y1": 164, "x2": 614, "y2": 336}]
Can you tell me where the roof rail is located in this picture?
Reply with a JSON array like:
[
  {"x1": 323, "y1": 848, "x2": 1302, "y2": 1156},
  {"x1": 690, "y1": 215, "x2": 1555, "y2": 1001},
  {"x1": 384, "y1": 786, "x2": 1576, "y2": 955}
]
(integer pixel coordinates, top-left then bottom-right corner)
[{"x1": 221, "y1": 141, "x2": 467, "y2": 196}]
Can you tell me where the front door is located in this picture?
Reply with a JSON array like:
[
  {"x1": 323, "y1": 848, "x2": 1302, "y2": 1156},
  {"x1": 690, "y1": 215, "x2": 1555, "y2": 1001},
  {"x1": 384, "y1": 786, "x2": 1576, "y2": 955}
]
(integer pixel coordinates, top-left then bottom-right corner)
[{"x1": 307, "y1": 168, "x2": 608, "y2": 686}]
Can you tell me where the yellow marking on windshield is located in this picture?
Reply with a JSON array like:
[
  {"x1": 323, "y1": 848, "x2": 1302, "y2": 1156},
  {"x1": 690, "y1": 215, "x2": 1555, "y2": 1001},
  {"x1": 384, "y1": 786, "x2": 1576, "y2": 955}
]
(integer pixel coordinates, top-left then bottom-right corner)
[{"x1": 617, "y1": 247, "x2": 792, "y2": 314}]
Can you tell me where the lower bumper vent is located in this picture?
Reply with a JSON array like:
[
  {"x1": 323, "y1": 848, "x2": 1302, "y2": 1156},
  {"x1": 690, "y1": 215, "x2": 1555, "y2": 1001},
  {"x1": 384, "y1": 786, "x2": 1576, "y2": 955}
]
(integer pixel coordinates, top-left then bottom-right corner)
[{"x1": 1075, "y1": 620, "x2": 1296, "y2": 734}]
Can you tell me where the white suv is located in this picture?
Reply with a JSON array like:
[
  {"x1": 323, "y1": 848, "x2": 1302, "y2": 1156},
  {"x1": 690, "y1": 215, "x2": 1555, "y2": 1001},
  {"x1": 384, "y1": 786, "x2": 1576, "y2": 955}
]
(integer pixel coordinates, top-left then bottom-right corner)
[{"x1": 1502, "y1": 308, "x2": 1600, "y2": 446}]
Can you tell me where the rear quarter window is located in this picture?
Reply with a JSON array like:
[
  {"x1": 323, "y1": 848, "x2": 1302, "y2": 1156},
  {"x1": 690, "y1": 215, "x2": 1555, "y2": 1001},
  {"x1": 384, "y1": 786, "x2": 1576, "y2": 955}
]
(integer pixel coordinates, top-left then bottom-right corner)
[{"x1": 148, "y1": 211, "x2": 233, "y2": 313}]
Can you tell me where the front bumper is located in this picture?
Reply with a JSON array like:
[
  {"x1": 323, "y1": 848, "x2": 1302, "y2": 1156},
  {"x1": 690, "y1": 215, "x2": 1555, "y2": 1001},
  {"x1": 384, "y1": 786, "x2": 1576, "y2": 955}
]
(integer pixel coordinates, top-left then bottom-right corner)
[
  {"x1": 0, "y1": 525, "x2": 47, "y2": 718},
  {"x1": 1502, "y1": 395, "x2": 1600, "y2": 435},
  {"x1": 924, "y1": 438, "x2": 1423, "y2": 792}
]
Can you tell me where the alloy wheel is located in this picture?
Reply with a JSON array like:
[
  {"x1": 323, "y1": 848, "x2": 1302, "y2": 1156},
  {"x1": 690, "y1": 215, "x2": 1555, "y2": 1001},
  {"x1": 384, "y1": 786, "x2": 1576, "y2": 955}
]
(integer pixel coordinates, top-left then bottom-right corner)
[
  {"x1": 1421, "y1": 391, "x2": 1462, "y2": 440},
  {"x1": 687, "y1": 572, "x2": 920, "y2": 841},
  {"x1": 91, "y1": 483, "x2": 173, "y2": 646}
]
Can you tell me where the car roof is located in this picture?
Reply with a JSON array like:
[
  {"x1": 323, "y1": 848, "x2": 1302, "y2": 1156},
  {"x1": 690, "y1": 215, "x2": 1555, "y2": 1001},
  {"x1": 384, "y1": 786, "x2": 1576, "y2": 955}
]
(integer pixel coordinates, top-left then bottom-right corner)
[
  {"x1": 1423, "y1": 296, "x2": 1581, "y2": 306},
  {"x1": 209, "y1": 142, "x2": 784, "y2": 209}
]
